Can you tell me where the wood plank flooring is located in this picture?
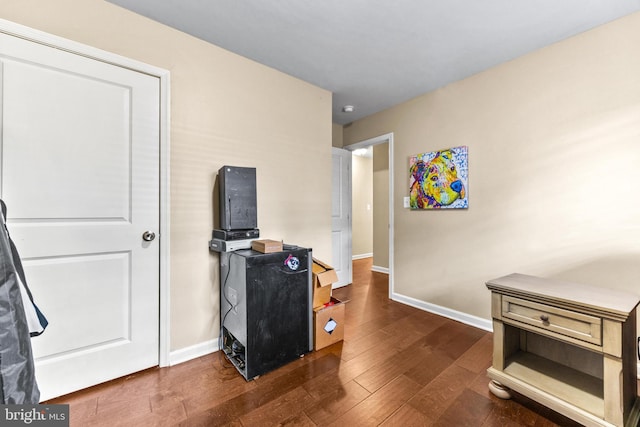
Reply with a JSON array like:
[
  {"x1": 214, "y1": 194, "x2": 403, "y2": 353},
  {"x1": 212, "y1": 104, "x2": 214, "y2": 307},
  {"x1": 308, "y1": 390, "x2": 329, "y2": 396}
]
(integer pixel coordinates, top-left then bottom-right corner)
[{"x1": 47, "y1": 258, "x2": 585, "y2": 426}]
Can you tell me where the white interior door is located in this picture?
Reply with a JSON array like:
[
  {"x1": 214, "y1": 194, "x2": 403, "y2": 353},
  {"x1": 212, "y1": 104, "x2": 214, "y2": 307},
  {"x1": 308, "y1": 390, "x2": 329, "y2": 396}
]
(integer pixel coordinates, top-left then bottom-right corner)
[
  {"x1": 331, "y1": 148, "x2": 352, "y2": 287},
  {"x1": 0, "y1": 30, "x2": 160, "y2": 400}
]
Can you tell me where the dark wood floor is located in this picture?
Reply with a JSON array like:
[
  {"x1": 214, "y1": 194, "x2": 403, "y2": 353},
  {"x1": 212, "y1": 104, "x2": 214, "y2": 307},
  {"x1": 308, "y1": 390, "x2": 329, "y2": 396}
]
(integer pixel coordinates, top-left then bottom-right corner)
[{"x1": 48, "y1": 258, "x2": 585, "y2": 426}]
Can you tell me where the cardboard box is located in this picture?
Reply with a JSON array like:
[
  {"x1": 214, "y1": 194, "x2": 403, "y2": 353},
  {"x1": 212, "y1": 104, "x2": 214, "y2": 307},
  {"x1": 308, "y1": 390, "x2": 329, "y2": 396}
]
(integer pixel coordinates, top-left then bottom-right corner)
[
  {"x1": 313, "y1": 297, "x2": 345, "y2": 350},
  {"x1": 251, "y1": 239, "x2": 283, "y2": 253},
  {"x1": 312, "y1": 258, "x2": 338, "y2": 308},
  {"x1": 313, "y1": 284, "x2": 332, "y2": 310}
]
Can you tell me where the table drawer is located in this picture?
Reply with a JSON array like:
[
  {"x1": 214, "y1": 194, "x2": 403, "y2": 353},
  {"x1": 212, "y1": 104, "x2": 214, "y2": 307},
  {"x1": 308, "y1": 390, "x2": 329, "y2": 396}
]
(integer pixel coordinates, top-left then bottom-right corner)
[{"x1": 502, "y1": 296, "x2": 602, "y2": 346}]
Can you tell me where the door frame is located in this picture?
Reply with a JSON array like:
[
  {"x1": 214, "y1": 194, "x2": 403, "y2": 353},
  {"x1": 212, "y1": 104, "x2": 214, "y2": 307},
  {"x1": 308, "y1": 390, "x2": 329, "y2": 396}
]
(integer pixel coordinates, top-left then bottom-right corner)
[
  {"x1": 344, "y1": 132, "x2": 394, "y2": 299},
  {"x1": 0, "y1": 18, "x2": 172, "y2": 367}
]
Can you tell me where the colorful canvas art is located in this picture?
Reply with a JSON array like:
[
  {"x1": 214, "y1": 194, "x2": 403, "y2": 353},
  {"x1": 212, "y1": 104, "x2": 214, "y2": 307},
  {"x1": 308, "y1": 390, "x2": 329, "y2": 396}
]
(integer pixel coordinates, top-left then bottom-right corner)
[{"x1": 409, "y1": 146, "x2": 468, "y2": 209}]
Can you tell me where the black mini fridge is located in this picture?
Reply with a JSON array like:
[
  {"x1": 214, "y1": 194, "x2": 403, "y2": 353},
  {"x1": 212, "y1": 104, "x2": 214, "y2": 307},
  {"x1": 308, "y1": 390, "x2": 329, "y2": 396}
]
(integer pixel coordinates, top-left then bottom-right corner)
[{"x1": 220, "y1": 246, "x2": 312, "y2": 380}]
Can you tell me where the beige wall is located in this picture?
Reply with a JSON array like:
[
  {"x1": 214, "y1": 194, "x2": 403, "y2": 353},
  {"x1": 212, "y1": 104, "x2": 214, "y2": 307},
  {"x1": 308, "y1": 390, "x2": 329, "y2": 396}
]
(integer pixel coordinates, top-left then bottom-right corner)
[
  {"x1": 332, "y1": 123, "x2": 344, "y2": 148},
  {"x1": 345, "y1": 12, "x2": 640, "y2": 322},
  {"x1": 0, "y1": 0, "x2": 332, "y2": 352},
  {"x1": 351, "y1": 154, "x2": 373, "y2": 257},
  {"x1": 373, "y1": 143, "x2": 389, "y2": 269}
]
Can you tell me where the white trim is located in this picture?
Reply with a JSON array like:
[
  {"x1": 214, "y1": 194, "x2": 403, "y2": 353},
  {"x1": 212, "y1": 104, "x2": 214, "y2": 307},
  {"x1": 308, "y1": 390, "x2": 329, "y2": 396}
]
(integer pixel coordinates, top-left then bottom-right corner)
[
  {"x1": 352, "y1": 252, "x2": 373, "y2": 260},
  {"x1": 391, "y1": 291, "x2": 493, "y2": 332},
  {"x1": 158, "y1": 69, "x2": 171, "y2": 368},
  {"x1": 0, "y1": 18, "x2": 172, "y2": 368},
  {"x1": 371, "y1": 265, "x2": 389, "y2": 274},
  {"x1": 169, "y1": 339, "x2": 220, "y2": 366},
  {"x1": 0, "y1": 18, "x2": 167, "y2": 77},
  {"x1": 345, "y1": 132, "x2": 395, "y2": 301}
]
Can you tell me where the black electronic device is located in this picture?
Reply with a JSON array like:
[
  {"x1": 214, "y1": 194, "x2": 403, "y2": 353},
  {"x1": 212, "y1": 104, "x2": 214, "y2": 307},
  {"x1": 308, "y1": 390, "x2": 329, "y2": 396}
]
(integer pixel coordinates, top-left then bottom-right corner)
[
  {"x1": 213, "y1": 228, "x2": 259, "y2": 241},
  {"x1": 219, "y1": 166, "x2": 257, "y2": 231}
]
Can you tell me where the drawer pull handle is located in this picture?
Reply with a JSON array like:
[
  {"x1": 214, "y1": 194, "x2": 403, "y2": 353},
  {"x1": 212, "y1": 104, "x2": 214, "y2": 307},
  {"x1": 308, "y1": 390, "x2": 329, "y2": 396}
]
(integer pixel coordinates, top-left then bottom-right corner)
[{"x1": 540, "y1": 314, "x2": 549, "y2": 322}]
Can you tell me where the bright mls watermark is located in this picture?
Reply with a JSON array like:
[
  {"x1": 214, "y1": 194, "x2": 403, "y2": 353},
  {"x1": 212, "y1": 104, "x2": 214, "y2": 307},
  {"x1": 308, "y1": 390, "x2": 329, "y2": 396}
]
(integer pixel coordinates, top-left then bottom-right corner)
[{"x1": 1, "y1": 405, "x2": 69, "y2": 426}]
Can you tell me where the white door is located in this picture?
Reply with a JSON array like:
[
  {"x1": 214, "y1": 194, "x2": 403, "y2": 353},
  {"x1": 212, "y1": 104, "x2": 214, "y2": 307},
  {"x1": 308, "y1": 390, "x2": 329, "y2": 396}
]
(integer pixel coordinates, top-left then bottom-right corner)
[
  {"x1": 0, "y1": 31, "x2": 160, "y2": 400},
  {"x1": 331, "y1": 148, "x2": 352, "y2": 287}
]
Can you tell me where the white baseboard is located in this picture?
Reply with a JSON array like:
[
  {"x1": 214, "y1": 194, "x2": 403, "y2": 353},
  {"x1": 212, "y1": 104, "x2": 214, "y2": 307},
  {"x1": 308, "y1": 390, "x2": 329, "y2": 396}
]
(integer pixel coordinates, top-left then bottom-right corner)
[
  {"x1": 391, "y1": 291, "x2": 493, "y2": 332},
  {"x1": 352, "y1": 253, "x2": 373, "y2": 260},
  {"x1": 371, "y1": 265, "x2": 389, "y2": 274},
  {"x1": 169, "y1": 338, "x2": 219, "y2": 366}
]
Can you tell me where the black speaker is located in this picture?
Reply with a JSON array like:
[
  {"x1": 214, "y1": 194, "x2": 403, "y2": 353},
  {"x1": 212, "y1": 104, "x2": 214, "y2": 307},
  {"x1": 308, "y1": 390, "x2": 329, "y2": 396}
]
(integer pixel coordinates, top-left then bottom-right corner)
[{"x1": 219, "y1": 166, "x2": 257, "y2": 231}]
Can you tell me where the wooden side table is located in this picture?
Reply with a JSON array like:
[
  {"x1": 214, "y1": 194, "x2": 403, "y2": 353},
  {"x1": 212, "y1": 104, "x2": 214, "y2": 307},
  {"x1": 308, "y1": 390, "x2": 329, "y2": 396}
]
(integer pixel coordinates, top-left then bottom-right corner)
[{"x1": 486, "y1": 273, "x2": 640, "y2": 427}]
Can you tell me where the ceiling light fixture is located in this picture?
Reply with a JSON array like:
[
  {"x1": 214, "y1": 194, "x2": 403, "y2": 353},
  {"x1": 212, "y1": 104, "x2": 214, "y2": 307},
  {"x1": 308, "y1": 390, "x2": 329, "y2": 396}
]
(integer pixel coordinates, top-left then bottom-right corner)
[{"x1": 342, "y1": 105, "x2": 354, "y2": 113}]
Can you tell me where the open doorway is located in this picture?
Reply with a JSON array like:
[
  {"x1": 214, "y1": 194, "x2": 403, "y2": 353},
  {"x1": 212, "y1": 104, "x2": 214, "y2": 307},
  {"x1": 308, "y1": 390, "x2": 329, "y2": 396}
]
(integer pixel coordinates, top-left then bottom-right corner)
[
  {"x1": 344, "y1": 133, "x2": 394, "y2": 298},
  {"x1": 350, "y1": 146, "x2": 374, "y2": 262}
]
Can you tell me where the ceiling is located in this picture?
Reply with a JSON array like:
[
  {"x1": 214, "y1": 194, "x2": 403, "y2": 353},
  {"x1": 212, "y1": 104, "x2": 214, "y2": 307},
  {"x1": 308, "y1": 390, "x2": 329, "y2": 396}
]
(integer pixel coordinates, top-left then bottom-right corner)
[{"x1": 107, "y1": 0, "x2": 640, "y2": 125}]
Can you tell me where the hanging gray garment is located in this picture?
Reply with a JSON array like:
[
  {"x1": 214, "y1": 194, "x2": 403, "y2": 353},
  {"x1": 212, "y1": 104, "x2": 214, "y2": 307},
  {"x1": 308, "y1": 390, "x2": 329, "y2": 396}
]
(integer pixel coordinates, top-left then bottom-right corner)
[
  {"x1": 0, "y1": 204, "x2": 40, "y2": 404},
  {"x1": 0, "y1": 201, "x2": 47, "y2": 337}
]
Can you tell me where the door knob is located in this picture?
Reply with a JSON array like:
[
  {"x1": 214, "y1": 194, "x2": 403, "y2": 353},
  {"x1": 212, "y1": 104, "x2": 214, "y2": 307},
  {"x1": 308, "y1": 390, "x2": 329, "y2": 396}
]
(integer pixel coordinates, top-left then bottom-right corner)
[{"x1": 142, "y1": 231, "x2": 156, "y2": 242}]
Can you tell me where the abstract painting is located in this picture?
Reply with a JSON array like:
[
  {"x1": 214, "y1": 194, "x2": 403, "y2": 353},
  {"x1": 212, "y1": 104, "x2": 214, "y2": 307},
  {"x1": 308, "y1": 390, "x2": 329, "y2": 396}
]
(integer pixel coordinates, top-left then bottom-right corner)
[{"x1": 409, "y1": 146, "x2": 468, "y2": 209}]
